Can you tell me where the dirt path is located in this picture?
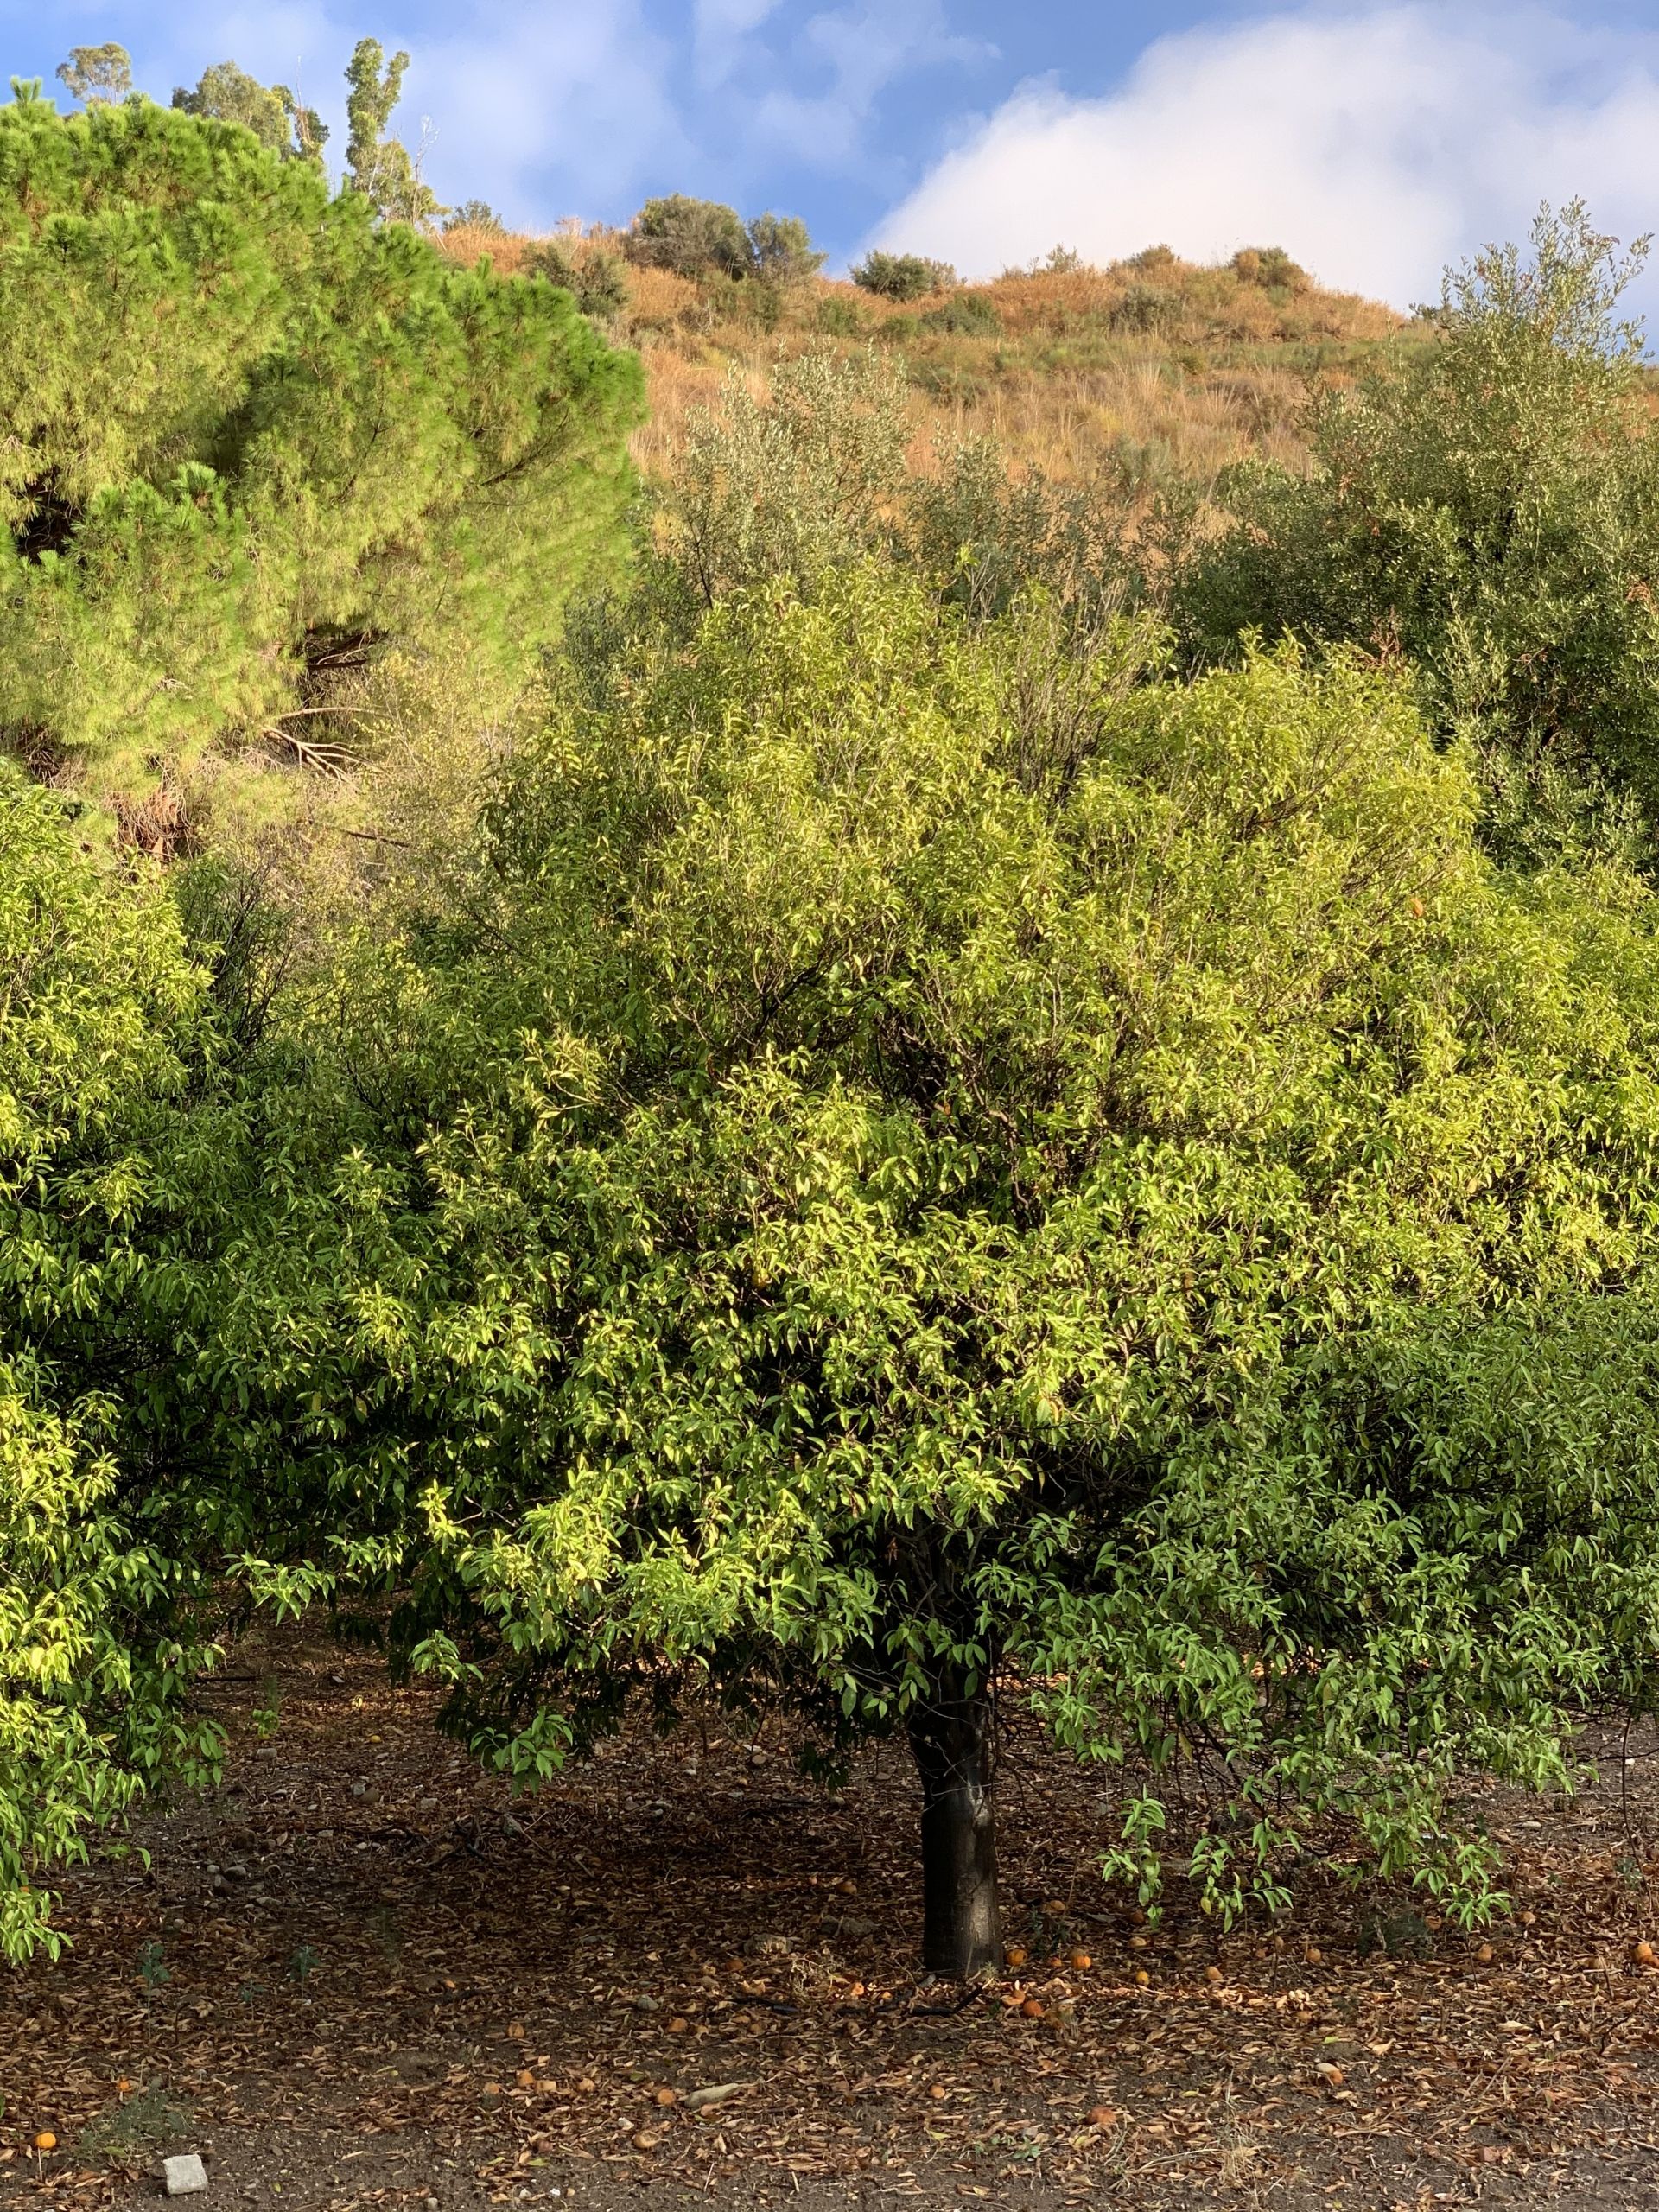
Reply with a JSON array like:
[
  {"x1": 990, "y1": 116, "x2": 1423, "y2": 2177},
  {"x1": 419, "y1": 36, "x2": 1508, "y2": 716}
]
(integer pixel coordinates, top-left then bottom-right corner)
[{"x1": 1, "y1": 1627, "x2": 1654, "y2": 2209}]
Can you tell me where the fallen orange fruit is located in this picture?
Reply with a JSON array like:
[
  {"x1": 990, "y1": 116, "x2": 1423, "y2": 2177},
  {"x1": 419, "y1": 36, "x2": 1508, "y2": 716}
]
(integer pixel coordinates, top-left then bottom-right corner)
[
  {"x1": 1020, "y1": 1998, "x2": 1046, "y2": 2020},
  {"x1": 1087, "y1": 2105, "x2": 1116, "y2": 2129}
]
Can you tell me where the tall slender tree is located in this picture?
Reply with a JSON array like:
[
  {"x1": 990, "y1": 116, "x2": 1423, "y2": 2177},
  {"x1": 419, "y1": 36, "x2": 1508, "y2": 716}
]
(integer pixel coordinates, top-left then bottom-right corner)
[{"x1": 343, "y1": 37, "x2": 440, "y2": 225}]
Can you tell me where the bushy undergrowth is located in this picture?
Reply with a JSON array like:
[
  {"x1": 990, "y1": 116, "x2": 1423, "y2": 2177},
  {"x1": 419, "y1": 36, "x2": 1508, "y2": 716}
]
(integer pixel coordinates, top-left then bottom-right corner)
[{"x1": 6, "y1": 158, "x2": 1659, "y2": 1979}]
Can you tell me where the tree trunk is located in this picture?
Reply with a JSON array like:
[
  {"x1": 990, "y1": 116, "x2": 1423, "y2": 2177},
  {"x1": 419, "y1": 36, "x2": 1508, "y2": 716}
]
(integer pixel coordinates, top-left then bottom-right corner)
[{"x1": 906, "y1": 1684, "x2": 1001, "y2": 1979}]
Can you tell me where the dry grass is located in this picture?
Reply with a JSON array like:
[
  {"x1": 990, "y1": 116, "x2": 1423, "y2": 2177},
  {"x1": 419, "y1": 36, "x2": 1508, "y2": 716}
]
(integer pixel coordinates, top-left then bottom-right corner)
[{"x1": 435, "y1": 225, "x2": 1432, "y2": 492}]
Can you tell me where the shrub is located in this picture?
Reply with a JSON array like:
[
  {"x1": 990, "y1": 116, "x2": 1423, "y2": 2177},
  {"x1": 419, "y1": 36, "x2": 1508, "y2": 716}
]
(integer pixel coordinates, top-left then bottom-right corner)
[
  {"x1": 1230, "y1": 245, "x2": 1308, "y2": 292},
  {"x1": 531, "y1": 238, "x2": 631, "y2": 321},
  {"x1": 1110, "y1": 282, "x2": 1180, "y2": 334},
  {"x1": 641, "y1": 346, "x2": 911, "y2": 613},
  {"x1": 919, "y1": 290, "x2": 1002, "y2": 337},
  {"x1": 851, "y1": 250, "x2": 957, "y2": 301},
  {"x1": 747, "y1": 211, "x2": 826, "y2": 286},
  {"x1": 626, "y1": 194, "x2": 753, "y2": 278},
  {"x1": 816, "y1": 295, "x2": 869, "y2": 337},
  {"x1": 445, "y1": 198, "x2": 503, "y2": 234},
  {"x1": 0, "y1": 772, "x2": 229, "y2": 1959}
]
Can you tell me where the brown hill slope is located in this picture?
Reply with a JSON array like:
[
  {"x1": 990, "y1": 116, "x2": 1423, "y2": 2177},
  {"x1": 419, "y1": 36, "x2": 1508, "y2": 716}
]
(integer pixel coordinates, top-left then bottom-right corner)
[{"x1": 437, "y1": 223, "x2": 1428, "y2": 487}]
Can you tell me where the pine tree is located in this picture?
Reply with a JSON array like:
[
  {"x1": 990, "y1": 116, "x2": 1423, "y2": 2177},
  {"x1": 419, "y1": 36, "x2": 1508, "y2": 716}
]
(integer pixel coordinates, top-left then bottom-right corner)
[{"x1": 0, "y1": 82, "x2": 640, "y2": 829}]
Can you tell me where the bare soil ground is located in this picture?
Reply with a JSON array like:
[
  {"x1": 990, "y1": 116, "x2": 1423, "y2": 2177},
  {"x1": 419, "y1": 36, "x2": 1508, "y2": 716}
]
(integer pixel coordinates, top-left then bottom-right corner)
[{"x1": 1, "y1": 1624, "x2": 1655, "y2": 2211}]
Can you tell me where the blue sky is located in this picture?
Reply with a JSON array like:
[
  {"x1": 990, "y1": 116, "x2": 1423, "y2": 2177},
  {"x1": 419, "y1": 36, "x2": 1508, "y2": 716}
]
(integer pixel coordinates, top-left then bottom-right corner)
[{"x1": 9, "y1": 2, "x2": 1659, "y2": 308}]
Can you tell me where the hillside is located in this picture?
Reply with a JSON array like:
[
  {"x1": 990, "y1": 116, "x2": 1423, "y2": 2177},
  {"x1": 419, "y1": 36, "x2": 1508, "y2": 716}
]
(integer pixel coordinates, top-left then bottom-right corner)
[{"x1": 436, "y1": 222, "x2": 1427, "y2": 489}]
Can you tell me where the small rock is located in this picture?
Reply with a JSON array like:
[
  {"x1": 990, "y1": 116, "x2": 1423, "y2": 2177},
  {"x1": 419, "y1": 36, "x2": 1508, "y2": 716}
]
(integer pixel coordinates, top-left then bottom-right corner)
[
  {"x1": 633, "y1": 1993, "x2": 660, "y2": 2013},
  {"x1": 162, "y1": 2153, "x2": 209, "y2": 2196}
]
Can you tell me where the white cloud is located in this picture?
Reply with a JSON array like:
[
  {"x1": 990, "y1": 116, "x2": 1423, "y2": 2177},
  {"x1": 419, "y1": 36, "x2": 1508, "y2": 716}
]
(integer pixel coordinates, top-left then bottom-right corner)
[
  {"x1": 407, "y1": 6, "x2": 691, "y2": 220},
  {"x1": 867, "y1": 5, "x2": 1659, "y2": 310},
  {"x1": 748, "y1": 0, "x2": 990, "y2": 170}
]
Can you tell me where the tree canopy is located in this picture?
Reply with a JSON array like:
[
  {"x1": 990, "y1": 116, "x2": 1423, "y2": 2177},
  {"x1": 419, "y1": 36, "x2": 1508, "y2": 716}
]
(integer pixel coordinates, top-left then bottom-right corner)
[
  {"x1": 0, "y1": 82, "x2": 641, "y2": 829},
  {"x1": 190, "y1": 562, "x2": 1659, "y2": 1969},
  {"x1": 1166, "y1": 202, "x2": 1659, "y2": 865},
  {"x1": 171, "y1": 60, "x2": 327, "y2": 163}
]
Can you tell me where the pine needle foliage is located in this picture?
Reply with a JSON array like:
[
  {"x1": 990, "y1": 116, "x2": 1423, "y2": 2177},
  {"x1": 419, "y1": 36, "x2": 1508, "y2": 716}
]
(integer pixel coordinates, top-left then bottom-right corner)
[{"x1": 0, "y1": 83, "x2": 642, "y2": 821}]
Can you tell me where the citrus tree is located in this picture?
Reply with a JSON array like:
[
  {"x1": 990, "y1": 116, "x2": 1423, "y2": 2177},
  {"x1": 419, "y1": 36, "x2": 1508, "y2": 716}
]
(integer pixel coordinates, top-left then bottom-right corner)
[
  {"x1": 0, "y1": 81, "x2": 641, "y2": 824},
  {"x1": 203, "y1": 565, "x2": 1659, "y2": 1975}
]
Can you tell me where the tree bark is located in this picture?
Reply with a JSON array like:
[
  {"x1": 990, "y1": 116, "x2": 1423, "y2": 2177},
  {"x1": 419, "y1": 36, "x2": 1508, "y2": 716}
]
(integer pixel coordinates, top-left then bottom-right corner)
[{"x1": 906, "y1": 1684, "x2": 1001, "y2": 1979}]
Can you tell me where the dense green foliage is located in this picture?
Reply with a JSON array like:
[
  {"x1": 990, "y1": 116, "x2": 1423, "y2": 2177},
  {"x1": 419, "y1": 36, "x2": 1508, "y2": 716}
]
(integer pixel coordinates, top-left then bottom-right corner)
[
  {"x1": 626, "y1": 195, "x2": 824, "y2": 284},
  {"x1": 193, "y1": 563, "x2": 1659, "y2": 1935},
  {"x1": 0, "y1": 774, "x2": 226, "y2": 1961},
  {"x1": 531, "y1": 238, "x2": 632, "y2": 322},
  {"x1": 851, "y1": 250, "x2": 958, "y2": 300},
  {"x1": 1169, "y1": 204, "x2": 1659, "y2": 860},
  {"x1": 0, "y1": 81, "x2": 641, "y2": 817},
  {"x1": 4, "y1": 164, "x2": 1659, "y2": 1973},
  {"x1": 171, "y1": 60, "x2": 327, "y2": 164}
]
